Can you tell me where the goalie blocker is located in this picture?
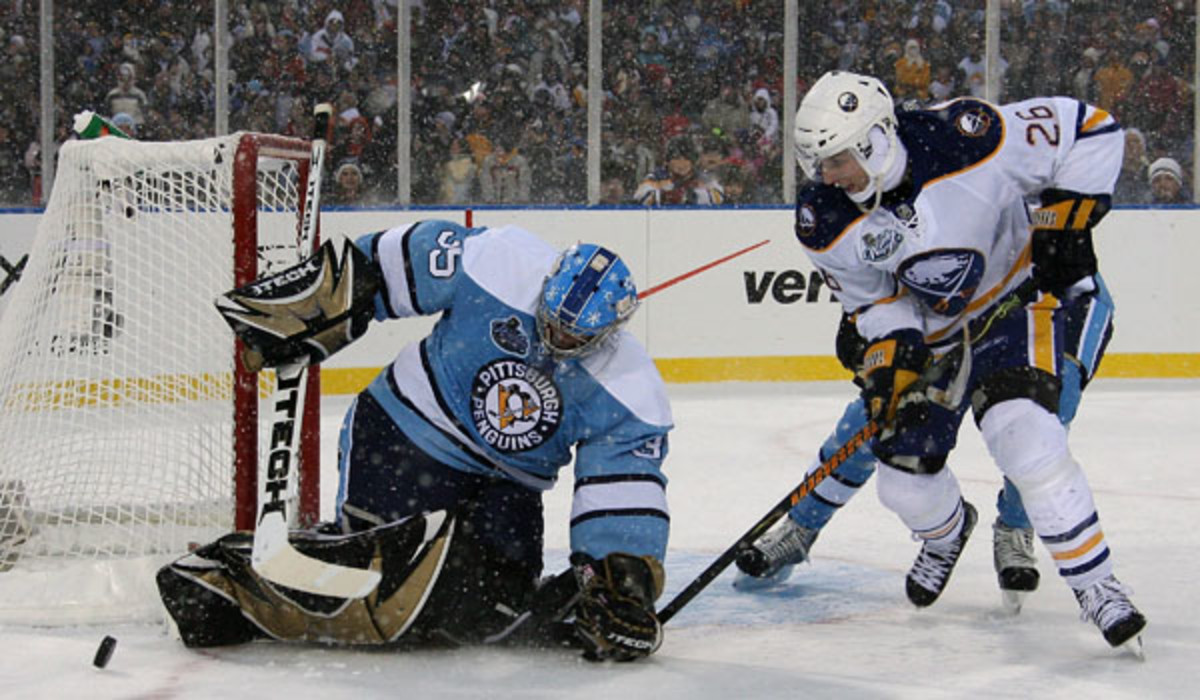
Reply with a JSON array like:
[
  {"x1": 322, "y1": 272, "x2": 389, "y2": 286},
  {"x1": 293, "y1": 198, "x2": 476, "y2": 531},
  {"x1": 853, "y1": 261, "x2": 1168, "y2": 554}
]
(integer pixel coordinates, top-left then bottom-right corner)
[{"x1": 216, "y1": 238, "x2": 381, "y2": 372}]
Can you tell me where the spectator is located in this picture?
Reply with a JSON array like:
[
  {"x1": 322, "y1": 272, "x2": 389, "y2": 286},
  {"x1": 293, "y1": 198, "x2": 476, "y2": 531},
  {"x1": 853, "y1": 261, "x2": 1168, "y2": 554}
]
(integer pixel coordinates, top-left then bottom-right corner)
[
  {"x1": 701, "y1": 84, "x2": 750, "y2": 142},
  {"x1": 110, "y1": 112, "x2": 137, "y2": 138},
  {"x1": 719, "y1": 164, "x2": 751, "y2": 205},
  {"x1": 331, "y1": 160, "x2": 367, "y2": 205},
  {"x1": 894, "y1": 39, "x2": 931, "y2": 102},
  {"x1": 307, "y1": 10, "x2": 357, "y2": 75},
  {"x1": 479, "y1": 132, "x2": 532, "y2": 203},
  {"x1": 106, "y1": 62, "x2": 149, "y2": 127},
  {"x1": 748, "y1": 88, "x2": 778, "y2": 145},
  {"x1": 929, "y1": 64, "x2": 957, "y2": 103},
  {"x1": 632, "y1": 135, "x2": 723, "y2": 206},
  {"x1": 439, "y1": 137, "x2": 477, "y2": 204},
  {"x1": 600, "y1": 161, "x2": 631, "y2": 205},
  {"x1": 1148, "y1": 157, "x2": 1189, "y2": 204},
  {"x1": 696, "y1": 135, "x2": 728, "y2": 184},
  {"x1": 1114, "y1": 128, "x2": 1152, "y2": 205},
  {"x1": 1072, "y1": 47, "x2": 1102, "y2": 103},
  {"x1": 957, "y1": 40, "x2": 1008, "y2": 100},
  {"x1": 1093, "y1": 49, "x2": 1133, "y2": 116}
]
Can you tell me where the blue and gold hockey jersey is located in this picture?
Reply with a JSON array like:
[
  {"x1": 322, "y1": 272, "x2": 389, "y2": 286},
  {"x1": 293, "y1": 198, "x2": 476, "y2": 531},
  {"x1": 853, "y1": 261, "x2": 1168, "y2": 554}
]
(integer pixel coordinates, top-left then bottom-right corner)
[
  {"x1": 350, "y1": 220, "x2": 672, "y2": 560},
  {"x1": 794, "y1": 97, "x2": 1122, "y2": 347}
]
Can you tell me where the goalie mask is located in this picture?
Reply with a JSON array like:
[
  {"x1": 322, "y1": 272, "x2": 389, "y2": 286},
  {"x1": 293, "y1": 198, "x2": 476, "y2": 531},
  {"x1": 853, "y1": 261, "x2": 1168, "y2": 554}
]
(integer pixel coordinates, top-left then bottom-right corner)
[
  {"x1": 793, "y1": 71, "x2": 906, "y2": 211},
  {"x1": 537, "y1": 244, "x2": 638, "y2": 359}
]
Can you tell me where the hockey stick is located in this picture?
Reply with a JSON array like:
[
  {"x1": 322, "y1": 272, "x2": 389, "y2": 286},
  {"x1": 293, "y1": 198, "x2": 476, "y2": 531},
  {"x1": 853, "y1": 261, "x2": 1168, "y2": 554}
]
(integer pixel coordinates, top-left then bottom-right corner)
[
  {"x1": 638, "y1": 239, "x2": 770, "y2": 300},
  {"x1": 657, "y1": 278, "x2": 1038, "y2": 623},
  {"x1": 250, "y1": 104, "x2": 382, "y2": 599}
]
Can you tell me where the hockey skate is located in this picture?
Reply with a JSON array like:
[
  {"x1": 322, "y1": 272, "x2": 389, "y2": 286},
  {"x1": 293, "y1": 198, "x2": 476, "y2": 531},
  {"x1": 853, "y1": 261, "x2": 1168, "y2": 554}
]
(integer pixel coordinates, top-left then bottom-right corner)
[
  {"x1": 906, "y1": 501, "x2": 977, "y2": 607},
  {"x1": 1074, "y1": 575, "x2": 1147, "y2": 658},
  {"x1": 733, "y1": 517, "x2": 819, "y2": 590},
  {"x1": 993, "y1": 518, "x2": 1039, "y2": 614}
]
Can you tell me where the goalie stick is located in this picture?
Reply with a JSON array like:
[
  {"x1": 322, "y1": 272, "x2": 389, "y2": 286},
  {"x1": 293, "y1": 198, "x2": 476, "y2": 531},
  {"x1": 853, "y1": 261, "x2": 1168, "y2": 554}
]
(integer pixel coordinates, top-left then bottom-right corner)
[
  {"x1": 656, "y1": 278, "x2": 1038, "y2": 623},
  {"x1": 250, "y1": 103, "x2": 382, "y2": 599}
]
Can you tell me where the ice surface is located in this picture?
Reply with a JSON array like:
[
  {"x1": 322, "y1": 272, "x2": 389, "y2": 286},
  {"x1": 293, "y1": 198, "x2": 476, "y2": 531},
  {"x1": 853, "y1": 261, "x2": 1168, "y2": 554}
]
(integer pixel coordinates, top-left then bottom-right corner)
[{"x1": 2, "y1": 380, "x2": 1195, "y2": 699}]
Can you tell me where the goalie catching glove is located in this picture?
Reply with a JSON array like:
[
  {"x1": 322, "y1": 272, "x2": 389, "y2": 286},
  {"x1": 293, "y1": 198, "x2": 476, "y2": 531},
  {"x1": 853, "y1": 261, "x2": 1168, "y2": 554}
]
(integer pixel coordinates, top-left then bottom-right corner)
[
  {"x1": 1030, "y1": 189, "x2": 1110, "y2": 298},
  {"x1": 571, "y1": 552, "x2": 665, "y2": 662},
  {"x1": 216, "y1": 238, "x2": 380, "y2": 371},
  {"x1": 861, "y1": 329, "x2": 931, "y2": 446}
]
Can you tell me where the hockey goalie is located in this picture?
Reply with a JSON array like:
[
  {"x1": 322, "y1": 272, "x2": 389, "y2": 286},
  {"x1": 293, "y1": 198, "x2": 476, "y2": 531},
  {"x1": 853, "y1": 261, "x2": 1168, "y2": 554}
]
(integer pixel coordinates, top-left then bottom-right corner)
[{"x1": 157, "y1": 220, "x2": 673, "y2": 662}]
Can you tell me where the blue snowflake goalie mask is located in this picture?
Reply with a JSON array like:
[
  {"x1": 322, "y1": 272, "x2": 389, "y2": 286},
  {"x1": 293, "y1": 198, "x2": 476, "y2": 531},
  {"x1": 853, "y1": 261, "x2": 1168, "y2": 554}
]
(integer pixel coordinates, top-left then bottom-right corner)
[{"x1": 537, "y1": 244, "x2": 639, "y2": 358}]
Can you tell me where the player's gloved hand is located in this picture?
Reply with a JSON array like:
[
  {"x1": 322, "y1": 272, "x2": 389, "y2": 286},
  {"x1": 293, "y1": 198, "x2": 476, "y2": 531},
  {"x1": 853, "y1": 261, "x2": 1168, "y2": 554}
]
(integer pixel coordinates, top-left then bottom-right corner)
[
  {"x1": 571, "y1": 552, "x2": 664, "y2": 662},
  {"x1": 1031, "y1": 189, "x2": 1110, "y2": 298},
  {"x1": 860, "y1": 329, "x2": 931, "y2": 443}
]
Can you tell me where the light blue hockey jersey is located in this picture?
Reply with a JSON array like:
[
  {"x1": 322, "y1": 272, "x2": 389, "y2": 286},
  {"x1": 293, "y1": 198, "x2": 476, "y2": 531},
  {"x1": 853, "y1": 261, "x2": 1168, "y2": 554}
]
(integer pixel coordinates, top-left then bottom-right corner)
[{"x1": 353, "y1": 220, "x2": 673, "y2": 560}]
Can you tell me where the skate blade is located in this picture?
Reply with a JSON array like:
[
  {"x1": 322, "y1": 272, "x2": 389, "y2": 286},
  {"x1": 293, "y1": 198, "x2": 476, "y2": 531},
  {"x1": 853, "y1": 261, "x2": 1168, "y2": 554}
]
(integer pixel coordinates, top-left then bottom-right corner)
[
  {"x1": 732, "y1": 564, "x2": 795, "y2": 592},
  {"x1": 1119, "y1": 634, "x2": 1146, "y2": 662},
  {"x1": 1000, "y1": 589, "x2": 1028, "y2": 615}
]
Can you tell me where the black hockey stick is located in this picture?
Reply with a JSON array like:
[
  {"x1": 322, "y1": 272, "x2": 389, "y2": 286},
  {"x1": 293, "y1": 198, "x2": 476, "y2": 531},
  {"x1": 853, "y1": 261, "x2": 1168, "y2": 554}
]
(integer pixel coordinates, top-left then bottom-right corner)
[
  {"x1": 249, "y1": 104, "x2": 382, "y2": 599},
  {"x1": 657, "y1": 278, "x2": 1038, "y2": 623}
]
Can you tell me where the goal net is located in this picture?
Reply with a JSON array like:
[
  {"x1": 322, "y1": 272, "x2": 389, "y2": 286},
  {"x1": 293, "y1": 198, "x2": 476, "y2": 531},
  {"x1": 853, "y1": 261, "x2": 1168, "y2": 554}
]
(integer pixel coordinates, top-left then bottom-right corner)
[{"x1": 0, "y1": 133, "x2": 320, "y2": 624}]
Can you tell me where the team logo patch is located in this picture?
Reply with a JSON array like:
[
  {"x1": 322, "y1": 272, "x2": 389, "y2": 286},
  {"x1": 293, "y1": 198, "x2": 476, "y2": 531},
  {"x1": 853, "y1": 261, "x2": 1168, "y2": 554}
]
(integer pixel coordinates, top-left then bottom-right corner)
[
  {"x1": 897, "y1": 249, "x2": 985, "y2": 316},
  {"x1": 858, "y1": 227, "x2": 904, "y2": 264},
  {"x1": 956, "y1": 108, "x2": 991, "y2": 137},
  {"x1": 838, "y1": 92, "x2": 859, "y2": 112},
  {"x1": 471, "y1": 359, "x2": 561, "y2": 453},
  {"x1": 490, "y1": 315, "x2": 530, "y2": 356},
  {"x1": 795, "y1": 204, "x2": 817, "y2": 238}
]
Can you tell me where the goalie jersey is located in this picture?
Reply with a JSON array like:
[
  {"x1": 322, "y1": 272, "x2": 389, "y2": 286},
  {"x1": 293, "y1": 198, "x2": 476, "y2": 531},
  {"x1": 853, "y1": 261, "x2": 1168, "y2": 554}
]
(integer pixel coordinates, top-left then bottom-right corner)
[
  {"x1": 350, "y1": 221, "x2": 672, "y2": 561},
  {"x1": 795, "y1": 96, "x2": 1122, "y2": 345}
]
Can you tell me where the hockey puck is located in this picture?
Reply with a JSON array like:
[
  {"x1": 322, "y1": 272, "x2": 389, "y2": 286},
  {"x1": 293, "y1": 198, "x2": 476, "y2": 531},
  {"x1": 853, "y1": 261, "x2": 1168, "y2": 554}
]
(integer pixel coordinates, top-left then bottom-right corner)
[{"x1": 93, "y1": 635, "x2": 117, "y2": 668}]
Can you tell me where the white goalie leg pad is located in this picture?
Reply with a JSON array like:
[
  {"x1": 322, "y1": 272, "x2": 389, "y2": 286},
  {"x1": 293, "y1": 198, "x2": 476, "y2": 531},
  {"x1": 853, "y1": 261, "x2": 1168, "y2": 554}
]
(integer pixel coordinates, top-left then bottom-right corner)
[
  {"x1": 876, "y1": 464, "x2": 963, "y2": 537},
  {"x1": 981, "y1": 399, "x2": 1113, "y2": 587}
]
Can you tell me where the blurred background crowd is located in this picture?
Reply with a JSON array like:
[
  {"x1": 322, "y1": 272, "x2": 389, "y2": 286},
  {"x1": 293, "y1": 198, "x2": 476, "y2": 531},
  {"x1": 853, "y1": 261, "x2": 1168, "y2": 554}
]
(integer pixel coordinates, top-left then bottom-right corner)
[{"x1": 0, "y1": 0, "x2": 1195, "y2": 207}]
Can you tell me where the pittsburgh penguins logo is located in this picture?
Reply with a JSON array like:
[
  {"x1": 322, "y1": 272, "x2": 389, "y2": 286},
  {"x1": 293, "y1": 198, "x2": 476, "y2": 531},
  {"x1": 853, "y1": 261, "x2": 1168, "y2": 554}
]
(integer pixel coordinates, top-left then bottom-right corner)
[
  {"x1": 837, "y1": 92, "x2": 859, "y2": 112},
  {"x1": 956, "y1": 109, "x2": 991, "y2": 137},
  {"x1": 470, "y1": 359, "x2": 561, "y2": 453}
]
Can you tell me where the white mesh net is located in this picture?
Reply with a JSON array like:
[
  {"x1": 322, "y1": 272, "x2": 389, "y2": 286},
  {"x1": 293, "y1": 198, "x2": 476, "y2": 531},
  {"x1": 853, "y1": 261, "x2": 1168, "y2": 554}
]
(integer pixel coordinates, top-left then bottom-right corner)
[{"x1": 0, "y1": 133, "x2": 312, "y2": 624}]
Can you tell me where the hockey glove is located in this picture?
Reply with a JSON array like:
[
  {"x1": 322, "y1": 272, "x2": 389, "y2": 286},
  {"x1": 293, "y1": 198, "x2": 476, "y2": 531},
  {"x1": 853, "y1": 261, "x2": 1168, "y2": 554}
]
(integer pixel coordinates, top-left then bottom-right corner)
[
  {"x1": 1030, "y1": 189, "x2": 1110, "y2": 297},
  {"x1": 861, "y1": 329, "x2": 931, "y2": 443},
  {"x1": 571, "y1": 552, "x2": 665, "y2": 662},
  {"x1": 216, "y1": 238, "x2": 380, "y2": 371}
]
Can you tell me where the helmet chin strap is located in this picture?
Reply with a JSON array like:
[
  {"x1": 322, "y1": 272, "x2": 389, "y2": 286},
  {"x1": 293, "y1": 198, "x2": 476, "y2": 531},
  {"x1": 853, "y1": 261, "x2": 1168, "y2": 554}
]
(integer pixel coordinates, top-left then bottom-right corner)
[{"x1": 847, "y1": 127, "x2": 907, "y2": 213}]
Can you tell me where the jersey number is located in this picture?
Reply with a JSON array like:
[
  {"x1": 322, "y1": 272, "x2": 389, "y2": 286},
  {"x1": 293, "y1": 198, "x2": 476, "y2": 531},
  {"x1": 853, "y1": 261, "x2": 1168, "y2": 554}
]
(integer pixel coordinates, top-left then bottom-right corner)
[
  {"x1": 632, "y1": 436, "x2": 665, "y2": 460},
  {"x1": 1016, "y1": 105, "x2": 1060, "y2": 147},
  {"x1": 429, "y1": 229, "x2": 462, "y2": 278}
]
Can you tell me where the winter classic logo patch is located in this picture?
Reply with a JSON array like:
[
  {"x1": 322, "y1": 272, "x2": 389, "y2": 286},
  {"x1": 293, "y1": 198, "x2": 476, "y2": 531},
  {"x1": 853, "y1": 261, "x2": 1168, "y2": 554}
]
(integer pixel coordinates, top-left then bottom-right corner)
[
  {"x1": 490, "y1": 315, "x2": 530, "y2": 356},
  {"x1": 471, "y1": 359, "x2": 561, "y2": 452}
]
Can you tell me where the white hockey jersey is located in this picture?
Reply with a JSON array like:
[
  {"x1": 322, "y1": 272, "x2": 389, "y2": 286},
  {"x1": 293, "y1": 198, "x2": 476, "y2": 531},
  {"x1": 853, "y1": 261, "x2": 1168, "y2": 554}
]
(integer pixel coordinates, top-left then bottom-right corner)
[{"x1": 793, "y1": 97, "x2": 1122, "y2": 347}]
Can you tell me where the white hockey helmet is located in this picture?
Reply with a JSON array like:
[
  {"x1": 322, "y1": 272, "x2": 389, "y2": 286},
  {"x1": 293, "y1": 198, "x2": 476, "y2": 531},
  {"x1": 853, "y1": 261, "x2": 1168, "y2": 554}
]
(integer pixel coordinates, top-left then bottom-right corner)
[{"x1": 793, "y1": 71, "x2": 899, "y2": 188}]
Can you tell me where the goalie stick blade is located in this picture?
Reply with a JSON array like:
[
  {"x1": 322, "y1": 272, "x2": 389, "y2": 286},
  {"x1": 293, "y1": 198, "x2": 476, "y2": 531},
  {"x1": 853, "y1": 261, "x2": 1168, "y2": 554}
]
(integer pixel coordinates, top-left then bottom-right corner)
[{"x1": 251, "y1": 513, "x2": 381, "y2": 599}]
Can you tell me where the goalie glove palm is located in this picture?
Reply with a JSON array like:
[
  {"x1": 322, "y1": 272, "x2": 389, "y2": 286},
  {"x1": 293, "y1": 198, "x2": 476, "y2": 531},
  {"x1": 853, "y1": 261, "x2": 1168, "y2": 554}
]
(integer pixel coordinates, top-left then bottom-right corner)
[
  {"x1": 217, "y1": 239, "x2": 380, "y2": 370},
  {"x1": 571, "y1": 552, "x2": 664, "y2": 662}
]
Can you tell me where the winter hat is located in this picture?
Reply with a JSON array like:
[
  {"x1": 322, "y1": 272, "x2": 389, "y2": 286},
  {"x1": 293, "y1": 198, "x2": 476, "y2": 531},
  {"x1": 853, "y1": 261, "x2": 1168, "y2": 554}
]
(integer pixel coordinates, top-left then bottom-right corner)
[{"x1": 1148, "y1": 157, "x2": 1182, "y2": 185}]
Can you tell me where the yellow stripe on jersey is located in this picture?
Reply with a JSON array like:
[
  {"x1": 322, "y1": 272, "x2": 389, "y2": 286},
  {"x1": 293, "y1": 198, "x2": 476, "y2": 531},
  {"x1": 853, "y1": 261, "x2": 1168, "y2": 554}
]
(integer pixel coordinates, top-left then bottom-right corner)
[
  {"x1": 1080, "y1": 107, "x2": 1113, "y2": 134},
  {"x1": 1051, "y1": 530, "x2": 1106, "y2": 561}
]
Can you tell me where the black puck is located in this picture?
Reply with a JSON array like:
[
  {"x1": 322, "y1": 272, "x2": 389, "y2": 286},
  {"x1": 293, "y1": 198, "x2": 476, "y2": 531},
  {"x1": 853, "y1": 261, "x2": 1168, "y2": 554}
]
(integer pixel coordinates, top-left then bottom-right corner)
[{"x1": 93, "y1": 635, "x2": 117, "y2": 668}]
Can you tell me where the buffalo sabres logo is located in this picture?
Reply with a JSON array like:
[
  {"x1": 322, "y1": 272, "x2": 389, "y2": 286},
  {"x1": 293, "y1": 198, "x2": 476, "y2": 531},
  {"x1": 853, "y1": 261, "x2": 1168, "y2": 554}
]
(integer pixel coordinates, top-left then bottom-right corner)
[
  {"x1": 490, "y1": 315, "x2": 530, "y2": 356},
  {"x1": 471, "y1": 359, "x2": 562, "y2": 453},
  {"x1": 956, "y1": 108, "x2": 991, "y2": 137},
  {"x1": 858, "y1": 227, "x2": 904, "y2": 263},
  {"x1": 838, "y1": 91, "x2": 859, "y2": 112},
  {"x1": 898, "y1": 249, "x2": 984, "y2": 316},
  {"x1": 795, "y1": 204, "x2": 817, "y2": 238}
]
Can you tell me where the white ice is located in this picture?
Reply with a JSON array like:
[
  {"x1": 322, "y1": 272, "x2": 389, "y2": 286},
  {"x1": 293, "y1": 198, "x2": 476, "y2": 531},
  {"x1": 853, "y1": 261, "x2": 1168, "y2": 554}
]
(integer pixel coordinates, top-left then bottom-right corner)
[{"x1": 2, "y1": 380, "x2": 1196, "y2": 699}]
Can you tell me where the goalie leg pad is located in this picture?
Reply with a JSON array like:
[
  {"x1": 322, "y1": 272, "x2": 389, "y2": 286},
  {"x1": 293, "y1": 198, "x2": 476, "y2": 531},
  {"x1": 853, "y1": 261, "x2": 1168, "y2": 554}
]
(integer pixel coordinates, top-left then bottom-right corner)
[
  {"x1": 157, "y1": 512, "x2": 455, "y2": 647},
  {"x1": 216, "y1": 238, "x2": 381, "y2": 370}
]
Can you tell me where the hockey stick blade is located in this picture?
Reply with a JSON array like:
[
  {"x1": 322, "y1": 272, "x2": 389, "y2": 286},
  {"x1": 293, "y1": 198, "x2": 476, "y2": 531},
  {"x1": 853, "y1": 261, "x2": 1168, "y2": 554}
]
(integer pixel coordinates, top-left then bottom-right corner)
[{"x1": 251, "y1": 510, "x2": 381, "y2": 598}]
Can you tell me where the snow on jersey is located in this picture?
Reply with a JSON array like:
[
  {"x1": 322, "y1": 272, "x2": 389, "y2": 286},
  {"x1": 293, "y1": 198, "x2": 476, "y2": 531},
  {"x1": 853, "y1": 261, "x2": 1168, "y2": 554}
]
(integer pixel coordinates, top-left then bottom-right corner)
[
  {"x1": 794, "y1": 97, "x2": 1122, "y2": 346},
  {"x1": 354, "y1": 220, "x2": 673, "y2": 560}
]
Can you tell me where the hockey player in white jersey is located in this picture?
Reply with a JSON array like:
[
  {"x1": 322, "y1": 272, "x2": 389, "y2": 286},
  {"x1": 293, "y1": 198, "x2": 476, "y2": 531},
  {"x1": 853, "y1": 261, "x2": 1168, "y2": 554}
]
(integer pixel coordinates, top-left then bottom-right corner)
[
  {"x1": 158, "y1": 220, "x2": 671, "y2": 662},
  {"x1": 751, "y1": 70, "x2": 1144, "y2": 652}
]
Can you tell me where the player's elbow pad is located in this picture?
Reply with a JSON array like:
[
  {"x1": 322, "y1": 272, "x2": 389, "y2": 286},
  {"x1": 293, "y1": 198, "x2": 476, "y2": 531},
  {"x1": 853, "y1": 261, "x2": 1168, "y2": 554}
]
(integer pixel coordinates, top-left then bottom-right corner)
[{"x1": 216, "y1": 238, "x2": 381, "y2": 371}]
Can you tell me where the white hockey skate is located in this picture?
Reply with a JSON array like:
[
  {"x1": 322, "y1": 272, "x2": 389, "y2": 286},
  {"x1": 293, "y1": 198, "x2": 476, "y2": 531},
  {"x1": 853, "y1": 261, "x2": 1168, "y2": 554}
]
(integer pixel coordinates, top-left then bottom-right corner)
[
  {"x1": 993, "y1": 518, "x2": 1039, "y2": 614},
  {"x1": 733, "y1": 518, "x2": 819, "y2": 590},
  {"x1": 1074, "y1": 574, "x2": 1147, "y2": 659}
]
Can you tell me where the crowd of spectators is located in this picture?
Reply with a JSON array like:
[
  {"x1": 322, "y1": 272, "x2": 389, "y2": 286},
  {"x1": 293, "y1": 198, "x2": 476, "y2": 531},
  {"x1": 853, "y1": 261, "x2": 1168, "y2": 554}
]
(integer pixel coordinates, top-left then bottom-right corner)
[{"x1": 0, "y1": 1, "x2": 1195, "y2": 207}]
